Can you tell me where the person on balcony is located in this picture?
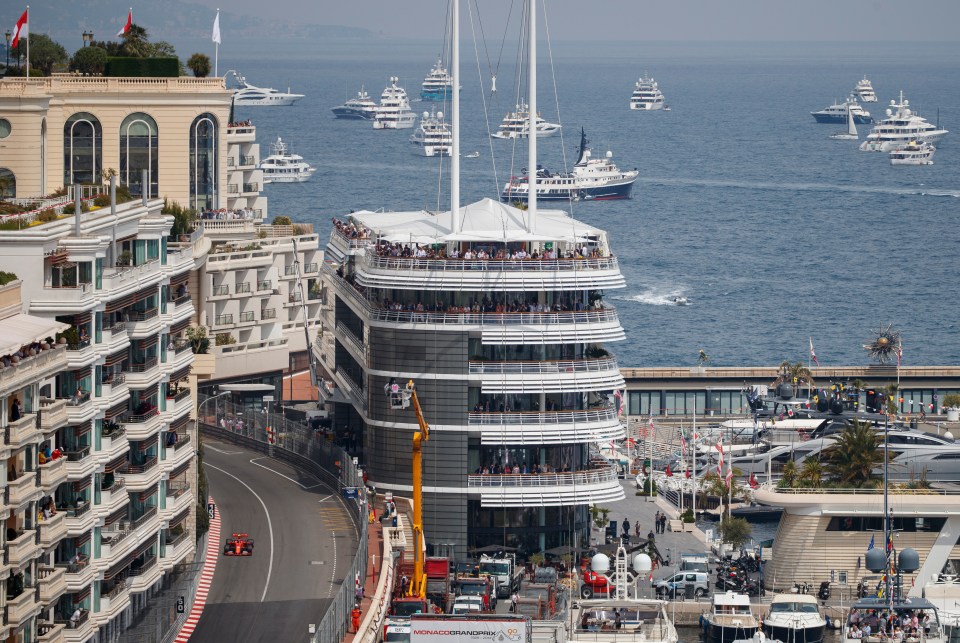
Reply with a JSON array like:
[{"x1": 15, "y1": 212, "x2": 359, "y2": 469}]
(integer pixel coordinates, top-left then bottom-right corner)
[{"x1": 9, "y1": 397, "x2": 21, "y2": 421}]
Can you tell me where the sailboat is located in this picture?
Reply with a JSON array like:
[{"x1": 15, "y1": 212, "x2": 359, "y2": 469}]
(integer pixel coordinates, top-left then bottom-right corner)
[{"x1": 830, "y1": 103, "x2": 858, "y2": 140}]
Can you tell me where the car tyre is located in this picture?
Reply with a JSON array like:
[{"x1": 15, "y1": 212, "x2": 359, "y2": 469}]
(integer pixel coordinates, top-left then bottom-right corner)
[
  {"x1": 581, "y1": 586, "x2": 594, "y2": 599},
  {"x1": 695, "y1": 588, "x2": 706, "y2": 598}
]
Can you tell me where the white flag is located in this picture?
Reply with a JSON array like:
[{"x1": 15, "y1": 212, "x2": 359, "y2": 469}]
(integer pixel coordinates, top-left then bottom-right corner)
[{"x1": 212, "y1": 11, "x2": 221, "y2": 44}]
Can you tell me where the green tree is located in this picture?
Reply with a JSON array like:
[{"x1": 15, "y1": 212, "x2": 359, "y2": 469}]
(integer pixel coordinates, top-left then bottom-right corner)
[
  {"x1": 185, "y1": 326, "x2": 210, "y2": 355},
  {"x1": 121, "y1": 24, "x2": 151, "y2": 58},
  {"x1": 149, "y1": 41, "x2": 177, "y2": 58},
  {"x1": 799, "y1": 457, "x2": 824, "y2": 488},
  {"x1": 272, "y1": 215, "x2": 292, "y2": 226},
  {"x1": 774, "y1": 360, "x2": 815, "y2": 393},
  {"x1": 13, "y1": 34, "x2": 68, "y2": 76},
  {"x1": 187, "y1": 53, "x2": 211, "y2": 77},
  {"x1": 824, "y1": 419, "x2": 885, "y2": 488},
  {"x1": 70, "y1": 45, "x2": 107, "y2": 75},
  {"x1": 589, "y1": 505, "x2": 611, "y2": 530},
  {"x1": 779, "y1": 459, "x2": 798, "y2": 488},
  {"x1": 718, "y1": 517, "x2": 752, "y2": 550}
]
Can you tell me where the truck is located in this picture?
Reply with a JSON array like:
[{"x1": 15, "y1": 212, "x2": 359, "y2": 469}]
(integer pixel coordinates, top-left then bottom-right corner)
[
  {"x1": 424, "y1": 557, "x2": 451, "y2": 611},
  {"x1": 478, "y1": 554, "x2": 524, "y2": 599},
  {"x1": 409, "y1": 614, "x2": 531, "y2": 643},
  {"x1": 453, "y1": 576, "x2": 498, "y2": 611},
  {"x1": 680, "y1": 552, "x2": 710, "y2": 573}
]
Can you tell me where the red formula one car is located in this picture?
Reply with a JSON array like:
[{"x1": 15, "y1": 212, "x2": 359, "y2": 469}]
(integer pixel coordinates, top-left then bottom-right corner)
[{"x1": 223, "y1": 533, "x2": 255, "y2": 556}]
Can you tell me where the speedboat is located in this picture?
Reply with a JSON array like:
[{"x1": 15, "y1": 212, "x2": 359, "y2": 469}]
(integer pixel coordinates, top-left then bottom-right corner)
[
  {"x1": 811, "y1": 95, "x2": 872, "y2": 124},
  {"x1": 490, "y1": 102, "x2": 561, "y2": 139},
  {"x1": 762, "y1": 594, "x2": 827, "y2": 643},
  {"x1": 500, "y1": 128, "x2": 638, "y2": 202},
  {"x1": 701, "y1": 591, "x2": 759, "y2": 643},
  {"x1": 331, "y1": 87, "x2": 378, "y2": 120},
  {"x1": 420, "y1": 58, "x2": 452, "y2": 101},
  {"x1": 464, "y1": 151, "x2": 480, "y2": 159},
  {"x1": 889, "y1": 139, "x2": 936, "y2": 165},
  {"x1": 630, "y1": 73, "x2": 666, "y2": 111},
  {"x1": 672, "y1": 296, "x2": 689, "y2": 306},
  {"x1": 860, "y1": 92, "x2": 948, "y2": 152},
  {"x1": 855, "y1": 76, "x2": 878, "y2": 103},
  {"x1": 410, "y1": 111, "x2": 452, "y2": 157},
  {"x1": 257, "y1": 137, "x2": 316, "y2": 183},
  {"x1": 228, "y1": 71, "x2": 303, "y2": 106},
  {"x1": 373, "y1": 77, "x2": 416, "y2": 130}
]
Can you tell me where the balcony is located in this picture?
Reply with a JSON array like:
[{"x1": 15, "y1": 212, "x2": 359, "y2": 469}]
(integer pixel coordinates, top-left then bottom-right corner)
[
  {"x1": 119, "y1": 457, "x2": 161, "y2": 491},
  {"x1": 99, "y1": 426, "x2": 130, "y2": 465},
  {"x1": 124, "y1": 358, "x2": 161, "y2": 389},
  {"x1": 125, "y1": 307, "x2": 162, "y2": 338},
  {"x1": 130, "y1": 505, "x2": 159, "y2": 536},
  {"x1": 161, "y1": 530, "x2": 193, "y2": 569},
  {"x1": 6, "y1": 529, "x2": 41, "y2": 567},
  {"x1": 64, "y1": 501, "x2": 96, "y2": 536},
  {"x1": 64, "y1": 338, "x2": 96, "y2": 369},
  {"x1": 467, "y1": 465, "x2": 624, "y2": 507},
  {"x1": 242, "y1": 182, "x2": 260, "y2": 195},
  {"x1": 0, "y1": 344, "x2": 67, "y2": 394},
  {"x1": 32, "y1": 282, "x2": 95, "y2": 312},
  {"x1": 104, "y1": 320, "x2": 128, "y2": 348},
  {"x1": 212, "y1": 313, "x2": 234, "y2": 329},
  {"x1": 468, "y1": 407, "x2": 625, "y2": 445},
  {"x1": 38, "y1": 622, "x2": 66, "y2": 643},
  {"x1": 210, "y1": 284, "x2": 230, "y2": 299},
  {"x1": 227, "y1": 124, "x2": 256, "y2": 142},
  {"x1": 64, "y1": 392, "x2": 96, "y2": 424},
  {"x1": 206, "y1": 247, "x2": 272, "y2": 273},
  {"x1": 5, "y1": 585, "x2": 41, "y2": 629},
  {"x1": 127, "y1": 556, "x2": 161, "y2": 593},
  {"x1": 162, "y1": 436, "x2": 193, "y2": 472},
  {"x1": 102, "y1": 260, "x2": 162, "y2": 300},
  {"x1": 39, "y1": 398, "x2": 68, "y2": 433},
  {"x1": 95, "y1": 478, "x2": 129, "y2": 518},
  {"x1": 261, "y1": 307, "x2": 276, "y2": 320},
  {"x1": 303, "y1": 262, "x2": 319, "y2": 274},
  {"x1": 39, "y1": 510, "x2": 68, "y2": 548},
  {"x1": 98, "y1": 526, "x2": 135, "y2": 565},
  {"x1": 6, "y1": 413, "x2": 39, "y2": 447},
  {"x1": 164, "y1": 389, "x2": 192, "y2": 420},
  {"x1": 7, "y1": 470, "x2": 40, "y2": 507},
  {"x1": 235, "y1": 282, "x2": 252, "y2": 296},
  {"x1": 38, "y1": 565, "x2": 68, "y2": 604},
  {"x1": 95, "y1": 581, "x2": 130, "y2": 622},
  {"x1": 119, "y1": 409, "x2": 161, "y2": 441},
  {"x1": 256, "y1": 279, "x2": 273, "y2": 292},
  {"x1": 64, "y1": 446, "x2": 96, "y2": 480},
  {"x1": 335, "y1": 322, "x2": 366, "y2": 364},
  {"x1": 56, "y1": 607, "x2": 94, "y2": 642},
  {"x1": 238, "y1": 311, "x2": 256, "y2": 325},
  {"x1": 160, "y1": 485, "x2": 192, "y2": 520},
  {"x1": 334, "y1": 368, "x2": 367, "y2": 413},
  {"x1": 470, "y1": 357, "x2": 625, "y2": 394},
  {"x1": 39, "y1": 456, "x2": 68, "y2": 491}
]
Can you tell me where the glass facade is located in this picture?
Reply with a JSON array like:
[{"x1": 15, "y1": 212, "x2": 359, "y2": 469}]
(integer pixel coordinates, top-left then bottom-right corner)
[
  {"x1": 190, "y1": 113, "x2": 218, "y2": 211},
  {"x1": 63, "y1": 112, "x2": 102, "y2": 186},
  {"x1": 468, "y1": 503, "x2": 589, "y2": 558},
  {"x1": 120, "y1": 113, "x2": 159, "y2": 197}
]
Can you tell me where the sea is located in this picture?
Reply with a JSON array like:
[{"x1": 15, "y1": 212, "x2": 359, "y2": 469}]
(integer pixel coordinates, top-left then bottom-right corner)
[{"x1": 226, "y1": 38, "x2": 960, "y2": 369}]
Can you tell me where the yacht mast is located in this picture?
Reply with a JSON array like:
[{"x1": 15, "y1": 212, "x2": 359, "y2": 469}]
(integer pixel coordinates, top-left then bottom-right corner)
[
  {"x1": 526, "y1": 0, "x2": 537, "y2": 232},
  {"x1": 451, "y1": 0, "x2": 460, "y2": 232}
]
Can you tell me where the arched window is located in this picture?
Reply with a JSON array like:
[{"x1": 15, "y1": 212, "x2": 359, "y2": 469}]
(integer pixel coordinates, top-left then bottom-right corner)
[
  {"x1": 64, "y1": 112, "x2": 102, "y2": 186},
  {"x1": 0, "y1": 169, "x2": 15, "y2": 199},
  {"x1": 190, "y1": 113, "x2": 218, "y2": 211},
  {"x1": 120, "y1": 112, "x2": 158, "y2": 198}
]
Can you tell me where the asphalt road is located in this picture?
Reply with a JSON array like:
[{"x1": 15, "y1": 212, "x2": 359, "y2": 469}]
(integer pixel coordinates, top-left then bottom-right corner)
[{"x1": 191, "y1": 439, "x2": 358, "y2": 643}]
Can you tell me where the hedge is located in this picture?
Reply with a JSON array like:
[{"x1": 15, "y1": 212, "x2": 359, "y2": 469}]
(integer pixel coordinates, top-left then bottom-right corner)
[{"x1": 105, "y1": 57, "x2": 179, "y2": 78}]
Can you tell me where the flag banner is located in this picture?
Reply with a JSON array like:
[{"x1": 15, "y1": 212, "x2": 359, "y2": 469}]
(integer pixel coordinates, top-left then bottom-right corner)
[
  {"x1": 868, "y1": 535, "x2": 875, "y2": 550},
  {"x1": 212, "y1": 11, "x2": 221, "y2": 44},
  {"x1": 12, "y1": 8, "x2": 28, "y2": 47},
  {"x1": 809, "y1": 337, "x2": 819, "y2": 366},
  {"x1": 117, "y1": 9, "x2": 132, "y2": 37}
]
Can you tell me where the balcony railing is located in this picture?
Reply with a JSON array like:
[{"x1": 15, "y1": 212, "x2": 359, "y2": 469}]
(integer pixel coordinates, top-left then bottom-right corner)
[
  {"x1": 126, "y1": 457, "x2": 159, "y2": 475},
  {"x1": 65, "y1": 391, "x2": 91, "y2": 407},
  {"x1": 257, "y1": 280, "x2": 272, "y2": 291},
  {"x1": 102, "y1": 371, "x2": 126, "y2": 386},
  {"x1": 335, "y1": 322, "x2": 365, "y2": 358},
  {"x1": 242, "y1": 183, "x2": 260, "y2": 193},
  {"x1": 362, "y1": 254, "x2": 619, "y2": 273},
  {"x1": 214, "y1": 314, "x2": 234, "y2": 326},
  {"x1": 168, "y1": 388, "x2": 191, "y2": 403},
  {"x1": 126, "y1": 357, "x2": 158, "y2": 372},
  {"x1": 174, "y1": 339, "x2": 192, "y2": 354},
  {"x1": 227, "y1": 184, "x2": 239, "y2": 194},
  {"x1": 64, "y1": 446, "x2": 90, "y2": 462},
  {"x1": 212, "y1": 284, "x2": 229, "y2": 296},
  {"x1": 261, "y1": 308, "x2": 276, "y2": 320},
  {"x1": 236, "y1": 282, "x2": 251, "y2": 294},
  {"x1": 172, "y1": 433, "x2": 192, "y2": 451},
  {"x1": 284, "y1": 265, "x2": 296, "y2": 276},
  {"x1": 240, "y1": 154, "x2": 255, "y2": 166},
  {"x1": 123, "y1": 407, "x2": 159, "y2": 424},
  {"x1": 127, "y1": 555, "x2": 158, "y2": 577},
  {"x1": 239, "y1": 311, "x2": 255, "y2": 323},
  {"x1": 288, "y1": 292, "x2": 302, "y2": 303},
  {"x1": 66, "y1": 339, "x2": 91, "y2": 351},
  {"x1": 468, "y1": 357, "x2": 619, "y2": 375},
  {"x1": 303, "y1": 262, "x2": 318, "y2": 273},
  {"x1": 130, "y1": 505, "x2": 158, "y2": 529},
  {"x1": 467, "y1": 466, "x2": 619, "y2": 488},
  {"x1": 126, "y1": 307, "x2": 159, "y2": 322},
  {"x1": 468, "y1": 407, "x2": 617, "y2": 425}
]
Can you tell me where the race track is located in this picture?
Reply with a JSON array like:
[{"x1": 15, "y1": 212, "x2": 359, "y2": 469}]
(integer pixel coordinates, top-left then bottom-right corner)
[{"x1": 190, "y1": 439, "x2": 358, "y2": 643}]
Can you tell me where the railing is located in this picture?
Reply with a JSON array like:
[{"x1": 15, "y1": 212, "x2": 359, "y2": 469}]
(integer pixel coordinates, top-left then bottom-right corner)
[
  {"x1": 164, "y1": 529, "x2": 189, "y2": 548},
  {"x1": 126, "y1": 457, "x2": 158, "y2": 475},
  {"x1": 468, "y1": 466, "x2": 619, "y2": 488},
  {"x1": 0, "y1": 344, "x2": 67, "y2": 388},
  {"x1": 127, "y1": 555, "x2": 158, "y2": 576},
  {"x1": 123, "y1": 408, "x2": 159, "y2": 424},
  {"x1": 67, "y1": 502, "x2": 91, "y2": 518},
  {"x1": 102, "y1": 422, "x2": 126, "y2": 439},
  {"x1": 103, "y1": 477, "x2": 126, "y2": 494},
  {"x1": 109, "y1": 320, "x2": 127, "y2": 334},
  {"x1": 227, "y1": 184, "x2": 239, "y2": 194},
  {"x1": 126, "y1": 307, "x2": 159, "y2": 322},
  {"x1": 56, "y1": 608, "x2": 89, "y2": 629},
  {"x1": 126, "y1": 357, "x2": 158, "y2": 372},
  {"x1": 101, "y1": 527, "x2": 132, "y2": 548},
  {"x1": 242, "y1": 183, "x2": 260, "y2": 193},
  {"x1": 102, "y1": 372, "x2": 126, "y2": 385},
  {"x1": 261, "y1": 308, "x2": 276, "y2": 320},
  {"x1": 130, "y1": 505, "x2": 158, "y2": 528},
  {"x1": 257, "y1": 279, "x2": 272, "y2": 291},
  {"x1": 64, "y1": 446, "x2": 90, "y2": 461},
  {"x1": 239, "y1": 311, "x2": 255, "y2": 323},
  {"x1": 173, "y1": 294, "x2": 191, "y2": 306},
  {"x1": 174, "y1": 339, "x2": 192, "y2": 354},
  {"x1": 284, "y1": 265, "x2": 297, "y2": 276},
  {"x1": 468, "y1": 407, "x2": 617, "y2": 425},
  {"x1": 66, "y1": 339, "x2": 91, "y2": 351},
  {"x1": 212, "y1": 284, "x2": 229, "y2": 296},
  {"x1": 362, "y1": 254, "x2": 619, "y2": 273},
  {"x1": 169, "y1": 389, "x2": 191, "y2": 403},
  {"x1": 770, "y1": 486, "x2": 960, "y2": 496},
  {"x1": 103, "y1": 581, "x2": 128, "y2": 600},
  {"x1": 214, "y1": 314, "x2": 234, "y2": 325},
  {"x1": 173, "y1": 434, "x2": 192, "y2": 451},
  {"x1": 303, "y1": 262, "x2": 318, "y2": 273},
  {"x1": 335, "y1": 322, "x2": 365, "y2": 357},
  {"x1": 236, "y1": 282, "x2": 251, "y2": 294},
  {"x1": 468, "y1": 357, "x2": 619, "y2": 375},
  {"x1": 288, "y1": 292, "x2": 302, "y2": 303},
  {"x1": 66, "y1": 391, "x2": 91, "y2": 406}
]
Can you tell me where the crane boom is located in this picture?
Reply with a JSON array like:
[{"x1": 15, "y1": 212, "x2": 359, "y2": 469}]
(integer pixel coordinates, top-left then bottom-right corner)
[{"x1": 406, "y1": 380, "x2": 429, "y2": 598}]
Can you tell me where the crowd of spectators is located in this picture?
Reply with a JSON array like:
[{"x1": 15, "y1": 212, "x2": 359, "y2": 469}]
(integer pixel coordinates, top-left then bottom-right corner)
[
  {"x1": 1, "y1": 340, "x2": 52, "y2": 370},
  {"x1": 200, "y1": 208, "x2": 257, "y2": 221},
  {"x1": 474, "y1": 462, "x2": 576, "y2": 475},
  {"x1": 847, "y1": 608, "x2": 930, "y2": 642},
  {"x1": 376, "y1": 295, "x2": 600, "y2": 316},
  {"x1": 332, "y1": 217, "x2": 371, "y2": 240},
  {"x1": 228, "y1": 120, "x2": 253, "y2": 128},
  {"x1": 373, "y1": 240, "x2": 604, "y2": 261}
]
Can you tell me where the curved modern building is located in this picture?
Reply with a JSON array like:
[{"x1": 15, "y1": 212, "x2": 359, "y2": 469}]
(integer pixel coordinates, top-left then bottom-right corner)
[{"x1": 318, "y1": 198, "x2": 626, "y2": 558}]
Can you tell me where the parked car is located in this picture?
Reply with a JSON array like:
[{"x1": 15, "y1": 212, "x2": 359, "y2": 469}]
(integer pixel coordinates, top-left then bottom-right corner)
[{"x1": 654, "y1": 571, "x2": 709, "y2": 597}]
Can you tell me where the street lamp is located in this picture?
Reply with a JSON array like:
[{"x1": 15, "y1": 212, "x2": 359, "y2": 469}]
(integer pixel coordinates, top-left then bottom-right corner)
[
  {"x1": 4, "y1": 31, "x2": 11, "y2": 73},
  {"x1": 196, "y1": 389, "x2": 231, "y2": 429},
  {"x1": 82, "y1": 31, "x2": 93, "y2": 47}
]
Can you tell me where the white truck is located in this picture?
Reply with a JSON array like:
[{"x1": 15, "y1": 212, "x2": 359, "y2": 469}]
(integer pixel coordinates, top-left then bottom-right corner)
[
  {"x1": 478, "y1": 554, "x2": 523, "y2": 599},
  {"x1": 409, "y1": 614, "x2": 530, "y2": 643}
]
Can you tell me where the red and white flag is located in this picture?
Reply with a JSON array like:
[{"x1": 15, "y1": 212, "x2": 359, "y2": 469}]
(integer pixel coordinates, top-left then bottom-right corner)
[
  {"x1": 716, "y1": 437, "x2": 724, "y2": 476},
  {"x1": 725, "y1": 465, "x2": 734, "y2": 488},
  {"x1": 12, "y1": 8, "x2": 28, "y2": 47},
  {"x1": 896, "y1": 343, "x2": 903, "y2": 368},
  {"x1": 809, "y1": 337, "x2": 819, "y2": 366},
  {"x1": 614, "y1": 389, "x2": 624, "y2": 418},
  {"x1": 116, "y1": 8, "x2": 132, "y2": 37}
]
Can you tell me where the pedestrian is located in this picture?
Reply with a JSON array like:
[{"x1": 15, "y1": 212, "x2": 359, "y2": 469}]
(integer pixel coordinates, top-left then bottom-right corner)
[
  {"x1": 659, "y1": 513, "x2": 667, "y2": 534},
  {"x1": 621, "y1": 517, "x2": 630, "y2": 538},
  {"x1": 634, "y1": 520, "x2": 641, "y2": 538},
  {"x1": 351, "y1": 602, "x2": 361, "y2": 632},
  {"x1": 654, "y1": 510, "x2": 661, "y2": 532},
  {"x1": 511, "y1": 591, "x2": 519, "y2": 613},
  {"x1": 648, "y1": 529, "x2": 655, "y2": 543}
]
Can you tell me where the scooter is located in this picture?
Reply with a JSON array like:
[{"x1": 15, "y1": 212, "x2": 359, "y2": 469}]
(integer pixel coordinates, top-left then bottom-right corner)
[
  {"x1": 818, "y1": 581, "x2": 831, "y2": 601},
  {"x1": 793, "y1": 581, "x2": 811, "y2": 594}
]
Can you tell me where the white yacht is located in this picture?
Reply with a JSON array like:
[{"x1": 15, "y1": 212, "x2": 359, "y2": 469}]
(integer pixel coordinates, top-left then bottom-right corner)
[
  {"x1": 500, "y1": 128, "x2": 638, "y2": 202},
  {"x1": 331, "y1": 87, "x2": 378, "y2": 120},
  {"x1": 701, "y1": 591, "x2": 759, "y2": 643},
  {"x1": 410, "y1": 111, "x2": 452, "y2": 157},
  {"x1": 860, "y1": 92, "x2": 949, "y2": 152},
  {"x1": 490, "y1": 102, "x2": 561, "y2": 139},
  {"x1": 257, "y1": 137, "x2": 316, "y2": 183},
  {"x1": 420, "y1": 58, "x2": 453, "y2": 101},
  {"x1": 811, "y1": 95, "x2": 872, "y2": 124},
  {"x1": 763, "y1": 594, "x2": 827, "y2": 643},
  {"x1": 890, "y1": 139, "x2": 936, "y2": 165},
  {"x1": 630, "y1": 74, "x2": 666, "y2": 111},
  {"x1": 228, "y1": 71, "x2": 303, "y2": 106},
  {"x1": 373, "y1": 77, "x2": 417, "y2": 130},
  {"x1": 855, "y1": 76, "x2": 878, "y2": 103},
  {"x1": 829, "y1": 104, "x2": 859, "y2": 140}
]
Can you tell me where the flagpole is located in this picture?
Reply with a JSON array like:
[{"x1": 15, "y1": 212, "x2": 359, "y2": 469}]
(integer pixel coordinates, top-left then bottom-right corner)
[
  {"x1": 678, "y1": 420, "x2": 684, "y2": 514},
  {"x1": 692, "y1": 409, "x2": 697, "y2": 515},
  {"x1": 214, "y1": 9, "x2": 220, "y2": 77},
  {"x1": 25, "y1": 5, "x2": 29, "y2": 78}
]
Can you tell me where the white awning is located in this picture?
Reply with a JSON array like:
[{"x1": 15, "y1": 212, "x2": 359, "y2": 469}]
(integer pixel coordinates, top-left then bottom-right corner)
[
  {"x1": 219, "y1": 383, "x2": 274, "y2": 392},
  {"x1": 0, "y1": 314, "x2": 70, "y2": 356}
]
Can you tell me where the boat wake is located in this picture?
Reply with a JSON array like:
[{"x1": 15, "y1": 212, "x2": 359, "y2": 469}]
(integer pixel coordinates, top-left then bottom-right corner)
[
  {"x1": 641, "y1": 176, "x2": 960, "y2": 199},
  {"x1": 613, "y1": 287, "x2": 690, "y2": 307}
]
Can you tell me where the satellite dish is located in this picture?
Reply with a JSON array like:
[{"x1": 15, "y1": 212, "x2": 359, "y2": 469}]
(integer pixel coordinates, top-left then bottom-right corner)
[
  {"x1": 865, "y1": 548, "x2": 887, "y2": 573},
  {"x1": 605, "y1": 151, "x2": 613, "y2": 159},
  {"x1": 422, "y1": 112, "x2": 429, "y2": 119},
  {"x1": 437, "y1": 111, "x2": 443, "y2": 119},
  {"x1": 633, "y1": 553, "x2": 652, "y2": 574},
  {"x1": 591, "y1": 553, "x2": 610, "y2": 573},
  {"x1": 898, "y1": 548, "x2": 920, "y2": 573}
]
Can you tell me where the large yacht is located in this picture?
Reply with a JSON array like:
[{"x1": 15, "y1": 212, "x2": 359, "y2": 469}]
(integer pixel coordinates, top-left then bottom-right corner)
[
  {"x1": 763, "y1": 594, "x2": 827, "y2": 643},
  {"x1": 373, "y1": 77, "x2": 417, "y2": 130},
  {"x1": 811, "y1": 95, "x2": 872, "y2": 124},
  {"x1": 855, "y1": 76, "x2": 879, "y2": 103},
  {"x1": 490, "y1": 102, "x2": 561, "y2": 139},
  {"x1": 228, "y1": 70, "x2": 303, "y2": 106},
  {"x1": 331, "y1": 87, "x2": 378, "y2": 120},
  {"x1": 860, "y1": 92, "x2": 949, "y2": 152},
  {"x1": 890, "y1": 139, "x2": 936, "y2": 165},
  {"x1": 410, "y1": 111, "x2": 452, "y2": 157},
  {"x1": 257, "y1": 137, "x2": 316, "y2": 184},
  {"x1": 500, "y1": 129, "x2": 638, "y2": 202},
  {"x1": 420, "y1": 58, "x2": 453, "y2": 101},
  {"x1": 629, "y1": 74, "x2": 666, "y2": 111}
]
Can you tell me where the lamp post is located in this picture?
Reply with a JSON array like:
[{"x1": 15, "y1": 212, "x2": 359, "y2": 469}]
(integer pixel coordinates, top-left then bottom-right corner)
[
  {"x1": 82, "y1": 31, "x2": 93, "y2": 47},
  {"x1": 4, "y1": 31, "x2": 11, "y2": 73},
  {"x1": 196, "y1": 389, "x2": 231, "y2": 430}
]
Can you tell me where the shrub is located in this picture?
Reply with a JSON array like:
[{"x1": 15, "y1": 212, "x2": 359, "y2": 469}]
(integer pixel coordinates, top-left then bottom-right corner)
[
  {"x1": 185, "y1": 326, "x2": 209, "y2": 354},
  {"x1": 37, "y1": 210, "x2": 59, "y2": 223},
  {"x1": 187, "y1": 53, "x2": 211, "y2": 77},
  {"x1": 272, "y1": 215, "x2": 292, "y2": 226},
  {"x1": 215, "y1": 333, "x2": 236, "y2": 346},
  {"x1": 292, "y1": 223, "x2": 312, "y2": 235},
  {"x1": 105, "y1": 56, "x2": 179, "y2": 77},
  {"x1": 94, "y1": 195, "x2": 111, "y2": 207},
  {"x1": 162, "y1": 199, "x2": 197, "y2": 237},
  {"x1": 70, "y1": 45, "x2": 108, "y2": 75},
  {"x1": 719, "y1": 516, "x2": 752, "y2": 550},
  {"x1": 942, "y1": 394, "x2": 960, "y2": 409},
  {"x1": 116, "y1": 251, "x2": 133, "y2": 266},
  {"x1": 0, "y1": 271, "x2": 18, "y2": 286}
]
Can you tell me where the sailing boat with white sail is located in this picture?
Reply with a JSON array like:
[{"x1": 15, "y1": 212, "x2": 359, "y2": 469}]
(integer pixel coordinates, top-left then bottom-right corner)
[{"x1": 830, "y1": 103, "x2": 859, "y2": 140}]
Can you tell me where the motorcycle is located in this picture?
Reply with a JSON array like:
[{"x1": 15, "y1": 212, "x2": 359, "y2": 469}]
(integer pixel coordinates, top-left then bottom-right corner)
[
  {"x1": 818, "y1": 581, "x2": 831, "y2": 601},
  {"x1": 793, "y1": 581, "x2": 811, "y2": 594}
]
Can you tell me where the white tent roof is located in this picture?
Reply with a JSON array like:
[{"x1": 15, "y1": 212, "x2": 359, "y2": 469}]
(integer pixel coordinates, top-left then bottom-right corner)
[
  {"x1": 349, "y1": 198, "x2": 606, "y2": 245},
  {"x1": 0, "y1": 314, "x2": 69, "y2": 356}
]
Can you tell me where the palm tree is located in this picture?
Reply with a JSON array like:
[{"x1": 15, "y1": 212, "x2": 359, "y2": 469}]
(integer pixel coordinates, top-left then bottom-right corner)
[
  {"x1": 774, "y1": 360, "x2": 815, "y2": 396},
  {"x1": 824, "y1": 419, "x2": 886, "y2": 488},
  {"x1": 799, "y1": 457, "x2": 823, "y2": 488},
  {"x1": 779, "y1": 459, "x2": 798, "y2": 488},
  {"x1": 121, "y1": 25, "x2": 151, "y2": 58}
]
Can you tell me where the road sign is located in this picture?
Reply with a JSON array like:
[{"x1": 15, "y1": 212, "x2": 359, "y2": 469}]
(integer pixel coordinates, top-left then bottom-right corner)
[
  {"x1": 343, "y1": 487, "x2": 359, "y2": 499},
  {"x1": 263, "y1": 395, "x2": 274, "y2": 402},
  {"x1": 207, "y1": 502, "x2": 215, "y2": 519},
  {"x1": 176, "y1": 596, "x2": 185, "y2": 613}
]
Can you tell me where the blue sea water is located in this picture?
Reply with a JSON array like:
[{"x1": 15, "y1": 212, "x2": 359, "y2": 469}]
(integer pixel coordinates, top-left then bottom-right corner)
[{"x1": 227, "y1": 39, "x2": 960, "y2": 368}]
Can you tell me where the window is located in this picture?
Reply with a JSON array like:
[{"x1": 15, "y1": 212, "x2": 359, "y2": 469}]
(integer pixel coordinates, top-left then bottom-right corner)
[
  {"x1": 120, "y1": 113, "x2": 158, "y2": 197},
  {"x1": 64, "y1": 112, "x2": 102, "y2": 186},
  {"x1": 0, "y1": 168, "x2": 15, "y2": 199},
  {"x1": 190, "y1": 113, "x2": 218, "y2": 211},
  {"x1": 0, "y1": 118, "x2": 10, "y2": 138}
]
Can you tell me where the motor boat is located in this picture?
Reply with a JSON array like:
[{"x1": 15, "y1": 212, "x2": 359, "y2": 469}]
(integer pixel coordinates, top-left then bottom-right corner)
[
  {"x1": 630, "y1": 74, "x2": 666, "y2": 111},
  {"x1": 257, "y1": 137, "x2": 316, "y2": 183},
  {"x1": 464, "y1": 151, "x2": 480, "y2": 159},
  {"x1": 500, "y1": 128, "x2": 638, "y2": 202},
  {"x1": 889, "y1": 139, "x2": 936, "y2": 165},
  {"x1": 811, "y1": 95, "x2": 872, "y2": 124},
  {"x1": 490, "y1": 102, "x2": 561, "y2": 139},
  {"x1": 410, "y1": 111, "x2": 452, "y2": 157},
  {"x1": 228, "y1": 71, "x2": 303, "y2": 106},
  {"x1": 331, "y1": 87, "x2": 378, "y2": 120},
  {"x1": 420, "y1": 58, "x2": 453, "y2": 101},
  {"x1": 860, "y1": 92, "x2": 948, "y2": 152},
  {"x1": 701, "y1": 591, "x2": 760, "y2": 643},
  {"x1": 842, "y1": 597, "x2": 947, "y2": 643},
  {"x1": 672, "y1": 296, "x2": 689, "y2": 306},
  {"x1": 855, "y1": 76, "x2": 878, "y2": 103},
  {"x1": 373, "y1": 77, "x2": 416, "y2": 130},
  {"x1": 762, "y1": 594, "x2": 827, "y2": 643}
]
